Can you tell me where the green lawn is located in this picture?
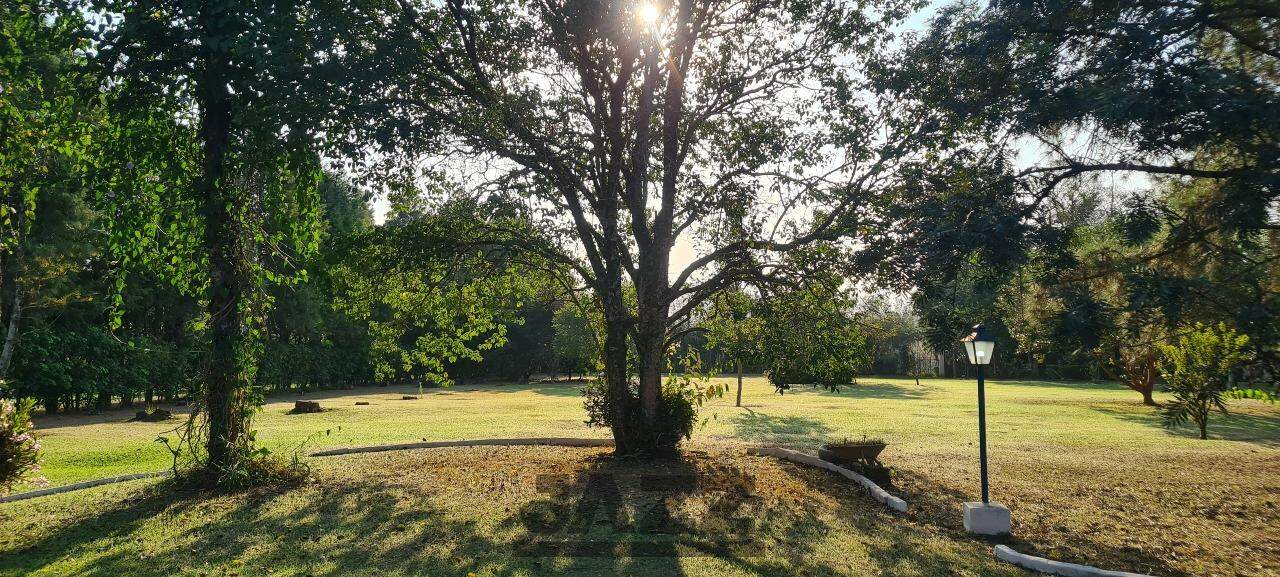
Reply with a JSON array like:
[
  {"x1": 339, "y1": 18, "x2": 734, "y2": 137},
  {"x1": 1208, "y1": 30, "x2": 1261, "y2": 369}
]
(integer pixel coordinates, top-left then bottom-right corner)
[{"x1": 5, "y1": 376, "x2": 1279, "y2": 577}]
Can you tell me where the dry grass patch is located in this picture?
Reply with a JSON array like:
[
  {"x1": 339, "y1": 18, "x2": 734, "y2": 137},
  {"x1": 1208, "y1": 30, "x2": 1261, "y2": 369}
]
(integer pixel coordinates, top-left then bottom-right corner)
[{"x1": 1, "y1": 446, "x2": 1026, "y2": 577}]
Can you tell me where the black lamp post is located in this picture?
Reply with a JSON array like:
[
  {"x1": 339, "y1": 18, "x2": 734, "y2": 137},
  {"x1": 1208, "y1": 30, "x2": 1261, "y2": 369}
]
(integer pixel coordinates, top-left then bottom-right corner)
[{"x1": 961, "y1": 324, "x2": 996, "y2": 504}]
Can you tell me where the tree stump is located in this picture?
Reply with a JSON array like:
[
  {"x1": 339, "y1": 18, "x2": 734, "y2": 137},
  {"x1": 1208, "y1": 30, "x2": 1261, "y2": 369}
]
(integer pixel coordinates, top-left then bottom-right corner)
[
  {"x1": 291, "y1": 400, "x2": 323, "y2": 414},
  {"x1": 131, "y1": 409, "x2": 173, "y2": 422}
]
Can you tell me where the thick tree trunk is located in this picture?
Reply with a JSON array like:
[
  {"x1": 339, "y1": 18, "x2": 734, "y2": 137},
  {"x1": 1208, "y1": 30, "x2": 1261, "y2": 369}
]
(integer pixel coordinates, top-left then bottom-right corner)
[
  {"x1": 598, "y1": 271, "x2": 676, "y2": 455},
  {"x1": 1139, "y1": 386, "x2": 1156, "y2": 406},
  {"x1": 636, "y1": 324, "x2": 664, "y2": 427},
  {"x1": 735, "y1": 358, "x2": 743, "y2": 407},
  {"x1": 1108, "y1": 352, "x2": 1160, "y2": 406},
  {"x1": 0, "y1": 289, "x2": 21, "y2": 379},
  {"x1": 198, "y1": 2, "x2": 244, "y2": 474},
  {"x1": 631, "y1": 260, "x2": 672, "y2": 452},
  {"x1": 601, "y1": 306, "x2": 634, "y2": 453}
]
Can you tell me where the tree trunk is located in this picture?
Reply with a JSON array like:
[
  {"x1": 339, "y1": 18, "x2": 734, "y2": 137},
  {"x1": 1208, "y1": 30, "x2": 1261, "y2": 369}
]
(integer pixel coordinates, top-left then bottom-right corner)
[
  {"x1": 636, "y1": 326, "x2": 664, "y2": 427},
  {"x1": 631, "y1": 278, "x2": 672, "y2": 453},
  {"x1": 735, "y1": 358, "x2": 743, "y2": 407},
  {"x1": 198, "y1": 1, "x2": 245, "y2": 474},
  {"x1": 601, "y1": 304, "x2": 634, "y2": 453},
  {"x1": 0, "y1": 288, "x2": 21, "y2": 380}
]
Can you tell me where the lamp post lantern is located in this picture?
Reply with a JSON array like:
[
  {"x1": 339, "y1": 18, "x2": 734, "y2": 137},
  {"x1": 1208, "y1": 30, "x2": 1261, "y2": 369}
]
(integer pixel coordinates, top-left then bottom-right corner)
[
  {"x1": 962, "y1": 324, "x2": 995, "y2": 503},
  {"x1": 960, "y1": 323, "x2": 1009, "y2": 536}
]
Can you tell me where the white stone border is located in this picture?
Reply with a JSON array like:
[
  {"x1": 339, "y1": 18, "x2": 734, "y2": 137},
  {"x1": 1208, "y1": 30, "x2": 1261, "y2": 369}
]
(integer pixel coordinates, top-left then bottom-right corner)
[
  {"x1": 309, "y1": 437, "x2": 615, "y2": 457},
  {"x1": 0, "y1": 471, "x2": 171, "y2": 504},
  {"x1": 994, "y1": 545, "x2": 1156, "y2": 577},
  {"x1": 746, "y1": 446, "x2": 908, "y2": 513}
]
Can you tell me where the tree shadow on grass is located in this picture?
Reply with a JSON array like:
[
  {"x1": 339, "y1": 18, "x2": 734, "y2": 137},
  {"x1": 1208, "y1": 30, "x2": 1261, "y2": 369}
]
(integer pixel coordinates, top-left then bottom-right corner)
[
  {"x1": 731, "y1": 409, "x2": 834, "y2": 446},
  {"x1": 1093, "y1": 405, "x2": 1280, "y2": 447},
  {"x1": 991, "y1": 379, "x2": 1129, "y2": 392},
  {"x1": 755, "y1": 460, "x2": 1030, "y2": 576},
  {"x1": 3, "y1": 452, "x2": 860, "y2": 577},
  {"x1": 301, "y1": 381, "x2": 589, "y2": 400},
  {"x1": 841, "y1": 380, "x2": 935, "y2": 400},
  {"x1": 491, "y1": 381, "x2": 587, "y2": 398},
  {"x1": 502, "y1": 451, "x2": 847, "y2": 577},
  {"x1": 2, "y1": 480, "x2": 532, "y2": 577},
  {"x1": 19, "y1": 446, "x2": 1205, "y2": 577},
  {"x1": 768, "y1": 380, "x2": 934, "y2": 401}
]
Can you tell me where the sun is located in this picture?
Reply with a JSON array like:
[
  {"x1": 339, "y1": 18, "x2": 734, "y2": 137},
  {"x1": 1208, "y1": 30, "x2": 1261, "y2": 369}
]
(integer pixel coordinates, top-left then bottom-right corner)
[{"x1": 636, "y1": 3, "x2": 661, "y2": 26}]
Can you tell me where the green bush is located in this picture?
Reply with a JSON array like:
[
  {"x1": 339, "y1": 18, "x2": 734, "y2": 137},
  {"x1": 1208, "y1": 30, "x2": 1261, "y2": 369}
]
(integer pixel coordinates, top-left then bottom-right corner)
[
  {"x1": 582, "y1": 373, "x2": 718, "y2": 454},
  {"x1": 0, "y1": 398, "x2": 44, "y2": 494}
]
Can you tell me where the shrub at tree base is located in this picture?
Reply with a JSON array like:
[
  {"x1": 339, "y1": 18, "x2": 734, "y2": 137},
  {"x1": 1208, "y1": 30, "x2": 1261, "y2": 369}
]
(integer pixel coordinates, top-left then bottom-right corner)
[
  {"x1": 582, "y1": 374, "x2": 721, "y2": 455},
  {"x1": 0, "y1": 399, "x2": 45, "y2": 494}
]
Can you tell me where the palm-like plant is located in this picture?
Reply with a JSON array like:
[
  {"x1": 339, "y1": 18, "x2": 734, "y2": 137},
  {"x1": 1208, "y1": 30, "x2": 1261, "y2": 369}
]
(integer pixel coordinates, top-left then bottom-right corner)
[{"x1": 1157, "y1": 323, "x2": 1251, "y2": 439}]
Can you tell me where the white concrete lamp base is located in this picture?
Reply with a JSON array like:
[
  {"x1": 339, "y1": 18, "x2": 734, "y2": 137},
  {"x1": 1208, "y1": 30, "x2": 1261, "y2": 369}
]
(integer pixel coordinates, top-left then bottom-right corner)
[{"x1": 963, "y1": 502, "x2": 1011, "y2": 536}]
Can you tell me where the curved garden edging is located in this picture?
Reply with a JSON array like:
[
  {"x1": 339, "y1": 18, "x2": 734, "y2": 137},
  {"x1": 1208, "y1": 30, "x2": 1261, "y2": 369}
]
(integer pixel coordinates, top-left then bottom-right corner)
[
  {"x1": 308, "y1": 437, "x2": 615, "y2": 457},
  {"x1": 0, "y1": 471, "x2": 171, "y2": 504},
  {"x1": 746, "y1": 446, "x2": 908, "y2": 513},
  {"x1": 994, "y1": 545, "x2": 1156, "y2": 577}
]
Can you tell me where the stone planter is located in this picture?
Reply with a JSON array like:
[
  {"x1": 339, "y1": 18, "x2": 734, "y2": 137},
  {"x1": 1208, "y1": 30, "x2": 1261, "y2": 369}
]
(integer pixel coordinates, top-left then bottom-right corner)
[{"x1": 818, "y1": 441, "x2": 885, "y2": 464}]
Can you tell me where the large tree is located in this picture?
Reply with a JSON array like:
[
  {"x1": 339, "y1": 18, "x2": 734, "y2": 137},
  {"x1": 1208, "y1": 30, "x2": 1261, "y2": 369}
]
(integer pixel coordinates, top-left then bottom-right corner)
[
  {"x1": 887, "y1": 0, "x2": 1279, "y2": 382},
  {"x1": 89, "y1": 0, "x2": 393, "y2": 475},
  {"x1": 378, "y1": 0, "x2": 960, "y2": 453},
  {"x1": 0, "y1": 1, "x2": 97, "y2": 383},
  {"x1": 896, "y1": 0, "x2": 1277, "y2": 207}
]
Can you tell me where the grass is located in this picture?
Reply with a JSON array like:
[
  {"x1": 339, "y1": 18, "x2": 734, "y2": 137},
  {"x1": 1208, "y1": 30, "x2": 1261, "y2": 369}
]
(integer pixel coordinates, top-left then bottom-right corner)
[
  {"x1": 0, "y1": 447, "x2": 1026, "y2": 577},
  {"x1": 4, "y1": 376, "x2": 1279, "y2": 576}
]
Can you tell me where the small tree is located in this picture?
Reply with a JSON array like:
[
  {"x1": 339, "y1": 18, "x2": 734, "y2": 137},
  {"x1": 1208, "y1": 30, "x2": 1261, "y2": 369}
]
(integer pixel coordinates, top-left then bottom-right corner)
[
  {"x1": 705, "y1": 289, "x2": 763, "y2": 407},
  {"x1": 1157, "y1": 323, "x2": 1250, "y2": 440},
  {"x1": 329, "y1": 198, "x2": 539, "y2": 391},
  {"x1": 759, "y1": 281, "x2": 870, "y2": 393},
  {"x1": 552, "y1": 303, "x2": 599, "y2": 382}
]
